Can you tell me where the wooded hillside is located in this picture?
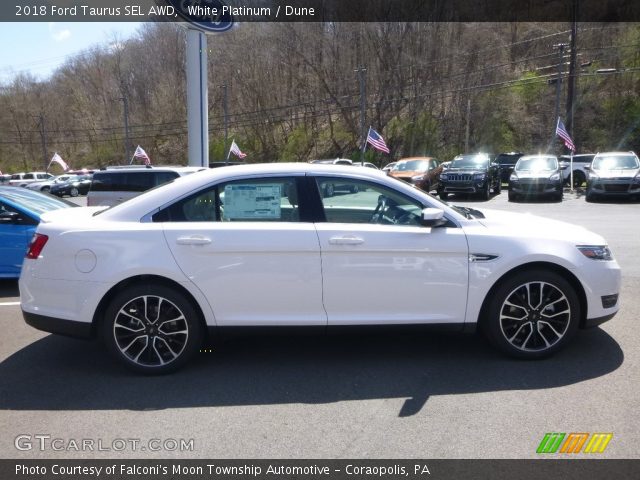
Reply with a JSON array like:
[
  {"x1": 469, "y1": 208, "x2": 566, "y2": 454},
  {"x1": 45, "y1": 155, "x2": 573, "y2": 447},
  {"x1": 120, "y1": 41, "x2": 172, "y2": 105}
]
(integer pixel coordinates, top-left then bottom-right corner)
[{"x1": 0, "y1": 22, "x2": 638, "y2": 172}]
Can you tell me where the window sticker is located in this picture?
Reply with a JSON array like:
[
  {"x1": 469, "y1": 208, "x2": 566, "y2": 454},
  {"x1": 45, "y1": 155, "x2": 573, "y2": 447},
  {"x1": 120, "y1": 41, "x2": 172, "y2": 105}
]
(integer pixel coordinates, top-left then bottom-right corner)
[{"x1": 224, "y1": 184, "x2": 282, "y2": 220}]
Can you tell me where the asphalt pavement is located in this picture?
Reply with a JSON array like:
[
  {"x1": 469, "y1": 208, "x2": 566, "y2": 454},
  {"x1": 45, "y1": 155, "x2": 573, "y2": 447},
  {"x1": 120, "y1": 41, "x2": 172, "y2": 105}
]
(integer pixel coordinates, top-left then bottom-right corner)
[{"x1": 1, "y1": 190, "x2": 638, "y2": 459}]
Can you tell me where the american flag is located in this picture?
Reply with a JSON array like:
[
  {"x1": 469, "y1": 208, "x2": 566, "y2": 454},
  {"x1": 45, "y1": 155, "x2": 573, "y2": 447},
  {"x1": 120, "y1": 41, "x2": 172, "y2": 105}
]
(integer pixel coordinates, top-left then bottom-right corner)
[
  {"x1": 133, "y1": 145, "x2": 151, "y2": 165},
  {"x1": 48, "y1": 152, "x2": 69, "y2": 171},
  {"x1": 230, "y1": 140, "x2": 247, "y2": 159},
  {"x1": 366, "y1": 127, "x2": 390, "y2": 154},
  {"x1": 555, "y1": 118, "x2": 575, "y2": 151}
]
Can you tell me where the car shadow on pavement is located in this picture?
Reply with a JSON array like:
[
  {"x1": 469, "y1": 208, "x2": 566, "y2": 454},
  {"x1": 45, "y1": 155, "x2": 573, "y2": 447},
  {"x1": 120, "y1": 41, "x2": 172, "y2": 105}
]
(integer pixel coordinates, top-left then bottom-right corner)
[
  {"x1": 0, "y1": 328, "x2": 623, "y2": 417},
  {"x1": 0, "y1": 280, "x2": 19, "y2": 299}
]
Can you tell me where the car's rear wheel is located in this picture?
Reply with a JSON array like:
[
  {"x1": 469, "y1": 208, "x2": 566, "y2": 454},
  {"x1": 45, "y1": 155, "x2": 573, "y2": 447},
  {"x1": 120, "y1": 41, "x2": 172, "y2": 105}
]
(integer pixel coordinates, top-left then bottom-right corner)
[
  {"x1": 70, "y1": 187, "x2": 79, "y2": 197},
  {"x1": 482, "y1": 270, "x2": 580, "y2": 359},
  {"x1": 438, "y1": 190, "x2": 448, "y2": 200},
  {"x1": 508, "y1": 191, "x2": 517, "y2": 202},
  {"x1": 102, "y1": 284, "x2": 203, "y2": 374},
  {"x1": 41, "y1": 186, "x2": 50, "y2": 192}
]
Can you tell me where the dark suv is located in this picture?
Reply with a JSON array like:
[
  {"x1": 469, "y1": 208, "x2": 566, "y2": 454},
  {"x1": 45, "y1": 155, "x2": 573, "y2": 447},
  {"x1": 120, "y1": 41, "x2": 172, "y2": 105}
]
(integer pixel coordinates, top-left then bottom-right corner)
[
  {"x1": 438, "y1": 154, "x2": 501, "y2": 200},
  {"x1": 495, "y1": 152, "x2": 524, "y2": 183}
]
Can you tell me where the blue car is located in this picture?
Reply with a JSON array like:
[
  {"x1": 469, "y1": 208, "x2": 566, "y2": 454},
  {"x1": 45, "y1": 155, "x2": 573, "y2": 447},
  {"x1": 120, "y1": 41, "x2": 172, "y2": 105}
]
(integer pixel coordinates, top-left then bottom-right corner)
[{"x1": 0, "y1": 186, "x2": 76, "y2": 278}]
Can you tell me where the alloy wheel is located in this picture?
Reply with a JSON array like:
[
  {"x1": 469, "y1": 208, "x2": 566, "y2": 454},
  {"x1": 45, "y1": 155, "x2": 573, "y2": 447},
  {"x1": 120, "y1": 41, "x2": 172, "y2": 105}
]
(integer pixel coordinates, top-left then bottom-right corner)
[
  {"x1": 113, "y1": 295, "x2": 189, "y2": 367},
  {"x1": 499, "y1": 281, "x2": 571, "y2": 352}
]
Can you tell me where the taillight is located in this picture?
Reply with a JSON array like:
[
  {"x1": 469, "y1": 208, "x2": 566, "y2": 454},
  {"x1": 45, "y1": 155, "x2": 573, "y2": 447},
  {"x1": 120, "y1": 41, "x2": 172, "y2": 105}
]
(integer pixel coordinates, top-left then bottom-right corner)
[{"x1": 26, "y1": 233, "x2": 49, "y2": 259}]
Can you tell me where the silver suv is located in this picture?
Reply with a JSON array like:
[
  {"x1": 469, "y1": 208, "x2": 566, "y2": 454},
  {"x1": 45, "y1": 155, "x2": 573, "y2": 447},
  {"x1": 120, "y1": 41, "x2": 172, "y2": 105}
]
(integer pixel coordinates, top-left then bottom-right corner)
[
  {"x1": 585, "y1": 152, "x2": 640, "y2": 202},
  {"x1": 87, "y1": 166, "x2": 204, "y2": 207}
]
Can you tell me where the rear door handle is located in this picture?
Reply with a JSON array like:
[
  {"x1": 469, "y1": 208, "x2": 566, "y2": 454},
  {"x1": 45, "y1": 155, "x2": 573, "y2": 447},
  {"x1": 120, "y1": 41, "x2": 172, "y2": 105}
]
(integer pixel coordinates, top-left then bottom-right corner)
[
  {"x1": 329, "y1": 235, "x2": 364, "y2": 245},
  {"x1": 176, "y1": 235, "x2": 212, "y2": 246}
]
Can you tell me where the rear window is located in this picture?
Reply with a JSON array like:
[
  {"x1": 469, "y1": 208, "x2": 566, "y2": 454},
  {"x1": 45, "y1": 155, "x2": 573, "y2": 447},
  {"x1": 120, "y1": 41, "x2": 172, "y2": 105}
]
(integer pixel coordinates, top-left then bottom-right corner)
[{"x1": 91, "y1": 171, "x2": 180, "y2": 192}]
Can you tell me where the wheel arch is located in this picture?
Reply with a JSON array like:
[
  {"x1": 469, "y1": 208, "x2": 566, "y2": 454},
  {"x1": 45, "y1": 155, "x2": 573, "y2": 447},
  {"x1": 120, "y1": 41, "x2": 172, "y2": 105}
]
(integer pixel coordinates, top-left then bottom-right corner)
[
  {"x1": 91, "y1": 274, "x2": 208, "y2": 338},
  {"x1": 477, "y1": 261, "x2": 588, "y2": 330}
]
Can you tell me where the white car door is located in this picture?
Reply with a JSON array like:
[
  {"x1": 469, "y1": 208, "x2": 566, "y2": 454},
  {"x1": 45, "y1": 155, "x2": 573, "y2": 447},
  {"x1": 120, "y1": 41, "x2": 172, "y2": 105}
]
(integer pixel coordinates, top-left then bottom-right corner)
[
  {"x1": 314, "y1": 176, "x2": 469, "y2": 325},
  {"x1": 160, "y1": 176, "x2": 325, "y2": 327}
]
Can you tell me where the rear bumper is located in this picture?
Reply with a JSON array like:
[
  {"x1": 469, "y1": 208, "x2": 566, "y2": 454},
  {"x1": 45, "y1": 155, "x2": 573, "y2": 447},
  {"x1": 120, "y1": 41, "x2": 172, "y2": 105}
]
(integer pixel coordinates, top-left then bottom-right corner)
[{"x1": 23, "y1": 310, "x2": 93, "y2": 338}]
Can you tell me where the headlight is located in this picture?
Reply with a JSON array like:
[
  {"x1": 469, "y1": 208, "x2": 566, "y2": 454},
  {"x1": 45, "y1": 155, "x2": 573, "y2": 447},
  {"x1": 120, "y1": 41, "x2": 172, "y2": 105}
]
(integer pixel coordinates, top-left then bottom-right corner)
[
  {"x1": 633, "y1": 174, "x2": 640, "y2": 184},
  {"x1": 474, "y1": 173, "x2": 486, "y2": 180},
  {"x1": 440, "y1": 174, "x2": 448, "y2": 180},
  {"x1": 412, "y1": 175, "x2": 425, "y2": 182},
  {"x1": 577, "y1": 245, "x2": 613, "y2": 261},
  {"x1": 509, "y1": 173, "x2": 518, "y2": 182},
  {"x1": 589, "y1": 172, "x2": 599, "y2": 181},
  {"x1": 549, "y1": 172, "x2": 560, "y2": 181}
]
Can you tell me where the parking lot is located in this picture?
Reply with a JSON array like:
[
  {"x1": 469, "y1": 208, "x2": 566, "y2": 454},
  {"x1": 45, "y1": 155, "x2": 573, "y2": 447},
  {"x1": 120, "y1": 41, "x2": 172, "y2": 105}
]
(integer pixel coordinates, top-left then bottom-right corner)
[{"x1": 0, "y1": 190, "x2": 638, "y2": 459}]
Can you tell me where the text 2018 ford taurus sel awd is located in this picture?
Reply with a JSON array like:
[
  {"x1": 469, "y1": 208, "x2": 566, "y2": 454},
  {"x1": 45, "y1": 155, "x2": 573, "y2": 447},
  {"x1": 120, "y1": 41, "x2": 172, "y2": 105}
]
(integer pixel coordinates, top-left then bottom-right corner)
[{"x1": 20, "y1": 163, "x2": 621, "y2": 373}]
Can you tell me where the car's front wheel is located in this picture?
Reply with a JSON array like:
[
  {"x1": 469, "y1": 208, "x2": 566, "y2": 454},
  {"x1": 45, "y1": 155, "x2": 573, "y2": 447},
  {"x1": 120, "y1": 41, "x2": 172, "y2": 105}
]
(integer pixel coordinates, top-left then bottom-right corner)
[
  {"x1": 70, "y1": 187, "x2": 79, "y2": 197},
  {"x1": 102, "y1": 284, "x2": 203, "y2": 374},
  {"x1": 482, "y1": 270, "x2": 580, "y2": 359}
]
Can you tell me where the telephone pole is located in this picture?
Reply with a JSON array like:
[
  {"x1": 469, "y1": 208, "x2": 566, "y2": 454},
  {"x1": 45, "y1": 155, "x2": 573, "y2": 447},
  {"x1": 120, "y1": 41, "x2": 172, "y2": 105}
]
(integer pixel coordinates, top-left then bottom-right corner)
[
  {"x1": 222, "y1": 84, "x2": 229, "y2": 164},
  {"x1": 37, "y1": 114, "x2": 47, "y2": 170},
  {"x1": 565, "y1": 1, "x2": 578, "y2": 139},
  {"x1": 550, "y1": 42, "x2": 568, "y2": 151},
  {"x1": 356, "y1": 67, "x2": 367, "y2": 164},
  {"x1": 119, "y1": 92, "x2": 131, "y2": 164}
]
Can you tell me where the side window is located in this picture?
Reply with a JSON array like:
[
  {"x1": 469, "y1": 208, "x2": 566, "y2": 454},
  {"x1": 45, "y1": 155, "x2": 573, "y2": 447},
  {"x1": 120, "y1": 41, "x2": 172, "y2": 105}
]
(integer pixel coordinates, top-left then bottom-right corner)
[
  {"x1": 315, "y1": 177, "x2": 424, "y2": 226},
  {"x1": 153, "y1": 177, "x2": 300, "y2": 223}
]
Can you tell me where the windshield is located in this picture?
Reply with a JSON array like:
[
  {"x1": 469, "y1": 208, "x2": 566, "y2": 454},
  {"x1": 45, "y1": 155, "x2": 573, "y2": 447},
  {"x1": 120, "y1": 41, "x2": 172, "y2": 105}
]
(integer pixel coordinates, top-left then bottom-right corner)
[
  {"x1": 515, "y1": 156, "x2": 558, "y2": 171},
  {"x1": 0, "y1": 188, "x2": 76, "y2": 214},
  {"x1": 449, "y1": 155, "x2": 489, "y2": 169},
  {"x1": 592, "y1": 155, "x2": 640, "y2": 170},
  {"x1": 392, "y1": 160, "x2": 429, "y2": 172}
]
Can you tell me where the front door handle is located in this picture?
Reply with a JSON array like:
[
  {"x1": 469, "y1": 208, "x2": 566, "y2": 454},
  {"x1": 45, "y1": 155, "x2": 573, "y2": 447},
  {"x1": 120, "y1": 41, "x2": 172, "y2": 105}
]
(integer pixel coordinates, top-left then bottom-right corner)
[
  {"x1": 329, "y1": 235, "x2": 364, "y2": 245},
  {"x1": 176, "y1": 235, "x2": 212, "y2": 246}
]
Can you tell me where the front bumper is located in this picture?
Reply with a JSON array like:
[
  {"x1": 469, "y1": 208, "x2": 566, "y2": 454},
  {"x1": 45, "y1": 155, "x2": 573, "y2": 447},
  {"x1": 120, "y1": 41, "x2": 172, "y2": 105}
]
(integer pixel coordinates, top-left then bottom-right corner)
[
  {"x1": 588, "y1": 179, "x2": 640, "y2": 197},
  {"x1": 510, "y1": 180, "x2": 562, "y2": 196}
]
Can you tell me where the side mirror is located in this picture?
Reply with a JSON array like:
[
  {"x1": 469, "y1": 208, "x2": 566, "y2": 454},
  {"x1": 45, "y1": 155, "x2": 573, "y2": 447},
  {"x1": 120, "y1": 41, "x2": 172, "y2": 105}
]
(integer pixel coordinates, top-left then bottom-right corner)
[
  {"x1": 584, "y1": 164, "x2": 591, "y2": 171},
  {"x1": 421, "y1": 207, "x2": 447, "y2": 228},
  {"x1": 0, "y1": 211, "x2": 20, "y2": 223},
  {"x1": 560, "y1": 164, "x2": 568, "y2": 170}
]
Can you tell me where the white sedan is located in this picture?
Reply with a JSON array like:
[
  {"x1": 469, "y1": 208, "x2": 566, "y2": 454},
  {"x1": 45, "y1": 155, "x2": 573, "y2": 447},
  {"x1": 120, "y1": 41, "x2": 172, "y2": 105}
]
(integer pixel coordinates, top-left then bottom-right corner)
[{"x1": 20, "y1": 163, "x2": 621, "y2": 374}]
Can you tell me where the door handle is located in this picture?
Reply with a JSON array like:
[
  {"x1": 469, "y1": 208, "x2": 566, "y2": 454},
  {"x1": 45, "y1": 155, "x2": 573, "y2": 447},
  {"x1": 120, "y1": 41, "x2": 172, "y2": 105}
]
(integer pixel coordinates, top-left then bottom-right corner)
[
  {"x1": 328, "y1": 235, "x2": 364, "y2": 245},
  {"x1": 176, "y1": 235, "x2": 212, "y2": 246}
]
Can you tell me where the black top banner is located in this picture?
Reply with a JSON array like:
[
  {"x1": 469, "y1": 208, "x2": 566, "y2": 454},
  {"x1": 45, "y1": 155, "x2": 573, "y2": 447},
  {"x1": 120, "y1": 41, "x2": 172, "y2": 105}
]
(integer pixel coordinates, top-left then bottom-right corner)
[{"x1": 4, "y1": 0, "x2": 640, "y2": 23}]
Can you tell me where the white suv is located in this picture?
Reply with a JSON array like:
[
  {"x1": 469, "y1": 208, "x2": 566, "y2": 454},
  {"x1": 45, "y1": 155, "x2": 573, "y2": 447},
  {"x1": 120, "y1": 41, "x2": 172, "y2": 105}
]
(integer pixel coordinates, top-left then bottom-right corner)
[
  {"x1": 87, "y1": 166, "x2": 205, "y2": 207},
  {"x1": 8, "y1": 172, "x2": 54, "y2": 187}
]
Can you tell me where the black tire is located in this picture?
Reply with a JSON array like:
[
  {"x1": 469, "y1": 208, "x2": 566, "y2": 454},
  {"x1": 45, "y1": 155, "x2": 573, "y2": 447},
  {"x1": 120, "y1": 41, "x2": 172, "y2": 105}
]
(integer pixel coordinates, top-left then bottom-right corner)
[
  {"x1": 481, "y1": 270, "x2": 580, "y2": 359},
  {"x1": 439, "y1": 191, "x2": 449, "y2": 200},
  {"x1": 41, "y1": 186, "x2": 50, "y2": 192},
  {"x1": 480, "y1": 185, "x2": 490, "y2": 201},
  {"x1": 508, "y1": 191, "x2": 517, "y2": 202},
  {"x1": 495, "y1": 181, "x2": 501, "y2": 194},
  {"x1": 102, "y1": 284, "x2": 204, "y2": 374},
  {"x1": 585, "y1": 190, "x2": 596, "y2": 203},
  {"x1": 70, "y1": 187, "x2": 79, "y2": 197},
  {"x1": 554, "y1": 191, "x2": 563, "y2": 202},
  {"x1": 572, "y1": 171, "x2": 586, "y2": 189}
]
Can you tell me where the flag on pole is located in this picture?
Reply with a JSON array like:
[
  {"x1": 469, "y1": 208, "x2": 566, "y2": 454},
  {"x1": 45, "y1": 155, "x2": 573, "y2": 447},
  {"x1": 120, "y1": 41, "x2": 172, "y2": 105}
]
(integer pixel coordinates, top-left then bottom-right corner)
[
  {"x1": 229, "y1": 140, "x2": 247, "y2": 159},
  {"x1": 366, "y1": 127, "x2": 390, "y2": 154},
  {"x1": 555, "y1": 118, "x2": 575, "y2": 151},
  {"x1": 133, "y1": 145, "x2": 151, "y2": 165},
  {"x1": 48, "y1": 152, "x2": 69, "y2": 171}
]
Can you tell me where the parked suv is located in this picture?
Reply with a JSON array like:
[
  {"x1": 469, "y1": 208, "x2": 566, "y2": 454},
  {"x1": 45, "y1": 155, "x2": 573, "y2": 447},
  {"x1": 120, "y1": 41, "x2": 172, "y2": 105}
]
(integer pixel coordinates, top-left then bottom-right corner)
[
  {"x1": 87, "y1": 166, "x2": 204, "y2": 207},
  {"x1": 388, "y1": 157, "x2": 442, "y2": 193},
  {"x1": 495, "y1": 152, "x2": 524, "y2": 183},
  {"x1": 585, "y1": 151, "x2": 640, "y2": 202},
  {"x1": 8, "y1": 172, "x2": 54, "y2": 187},
  {"x1": 438, "y1": 154, "x2": 501, "y2": 200},
  {"x1": 559, "y1": 154, "x2": 596, "y2": 189},
  {"x1": 508, "y1": 155, "x2": 563, "y2": 202}
]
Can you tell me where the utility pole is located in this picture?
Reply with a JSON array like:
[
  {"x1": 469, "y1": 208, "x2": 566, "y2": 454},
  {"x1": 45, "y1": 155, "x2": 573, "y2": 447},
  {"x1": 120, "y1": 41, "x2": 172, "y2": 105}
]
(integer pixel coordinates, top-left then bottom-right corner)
[
  {"x1": 119, "y1": 91, "x2": 131, "y2": 164},
  {"x1": 565, "y1": 0, "x2": 578, "y2": 139},
  {"x1": 37, "y1": 114, "x2": 47, "y2": 171},
  {"x1": 356, "y1": 67, "x2": 366, "y2": 164},
  {"x1": 465, "y1": 98, "x2": 471, "y2": 153},
  {"x1": 222, "y1": 84, "x2": 228, "y2": 164},
  {"x1": 550, "y1": 42, "x2": 568, "y2": 151}
]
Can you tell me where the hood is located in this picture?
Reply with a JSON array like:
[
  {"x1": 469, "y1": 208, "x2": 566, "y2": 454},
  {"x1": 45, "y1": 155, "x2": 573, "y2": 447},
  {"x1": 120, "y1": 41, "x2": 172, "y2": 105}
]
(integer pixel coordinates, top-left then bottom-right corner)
[
  {"x1": 40, "y1": 206, "x2": 108, "y2": 224},
  {"x1": 390, "y1": 170, "x2": 425, "y2": 178},
  {"x1": 445, "y1": 167, "x2": 486, "y2": 174},
  {"x1": 592, "y1": 168, "x2": 639, "y2": 179},
  {"x1": 472, "y1": 208, "x2": 606, "y2": 244}
]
